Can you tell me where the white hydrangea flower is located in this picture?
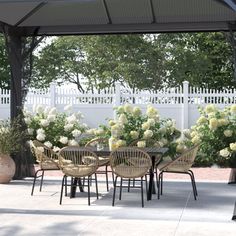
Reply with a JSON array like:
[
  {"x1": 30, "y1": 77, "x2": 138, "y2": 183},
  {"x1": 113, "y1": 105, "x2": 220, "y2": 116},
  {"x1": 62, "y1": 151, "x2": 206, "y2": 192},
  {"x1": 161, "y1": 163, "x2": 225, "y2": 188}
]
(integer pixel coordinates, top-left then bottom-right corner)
[
  {"x1": 24, "y1": 117, "x2": 31, "y2": 125},
  {"x1": 137, "y1": 141, "x2": 146, "y2": 148},
  {"x1": 59, "y1": 136, "x2": 68, "y2": 144},
  {"x1": 118, "y1": 114, "x2": 128, "y2": 124},
  {"x1": 116, "y1": 139, "x2": 126, "y2": 148},
  {"x1": 192, "y1": 135, "x2": 201, "y2": 144},
  {"x1": 44, "y1": 141, "x2": 53, "y2": 148},
  {"x1": 43, "y1": 106, "x2": 51, "y2": 115},
  {"x1": 94, "y1": 128, "x2": 104, "y2": 136},
  {"x1": 36, "y1": 105, "x2": 44, "y2": 114},
  {"x1": 72, "y1": 129, "x2": 81, "y2": 137},
  {"x1": 133, "y1": 106, "x2": 142, "y2": 116},
  {"x1": 27, "y1": 128, "x2": 34, "y2": 135},
  {"x1": 81, "y1": 123, "x2": 88, "y2": 129},
  {"x1": 47, "y1": 114, "x2": 56, "y2": 122},
  {"x1": 66, "y1": 114, "x2": 77, "y2": 124},
  {"x1": 209, "y1": 118, "x2": 218, "y2": 130},
  {"x1": 36, "y1": 128, "x2": 45, "y2": 134},
  {"x1": 36, "y1": 133, "x2": 46, "y2": 141},
  {"x1": 130, "y1": 131, "x2": 139, "y2": 139},
  {"x1": 147, "y1": 118, "x2": 155, "y2": 127},
  {"x1": 86, "y1": 129, "x2": 95, "y2": 135},
  {"x1": 142, "y1": 122, "x2": 150, "y2": 130},
  {"x1": 40, "y1": 119, "x2": 50, "y2": 127},
  {"x1": 64, "y1": 123, "x2": 74, "y2": 131},
  {"x1": 53, "y1": 146, "x2": 61, "y2": 153},
  {"x1": 219, "y1": 148, "x2": 230, "y2": 158},
  {"x1": 124, "y1": 104, "x2": 133, "y2": 113},
  {"x1": 230, "y1": 104, "x2": 236, "y2": 114},
  {"x1": 159, "y1": 127, "x2": 167, "y2": 134},
  {"x1": 230, "y1": 143, "x2": 236, "y2": 151},
  {"x1": 224, "y1": 130, "x2": 233, "y2": 137},
  {"x1": 143, "y1": 130, "x2": 153, "y2": 139},
  {"x1": 146, "y1": 105, "x2": 158, "y2": 118},
  {"x1": 205, "y1": 104, "x2": 217, "y2": 114},
  {"x1": 117, "y1": 106, "x2": 125, "y2": 113}
]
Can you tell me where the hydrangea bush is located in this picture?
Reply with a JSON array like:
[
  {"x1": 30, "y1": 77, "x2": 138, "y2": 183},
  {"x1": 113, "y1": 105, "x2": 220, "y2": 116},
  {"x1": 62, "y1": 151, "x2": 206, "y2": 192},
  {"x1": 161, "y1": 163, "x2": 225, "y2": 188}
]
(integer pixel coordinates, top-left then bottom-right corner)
[
  {"x1": 24, "y1": 104, "x2": 88, "y2": 152},
  {"x1": 88, "y1": 104, "x2": 181, "y2": 155},
  {"x1": 182, "y1": 104, "x2": 236, "y2": 167}
]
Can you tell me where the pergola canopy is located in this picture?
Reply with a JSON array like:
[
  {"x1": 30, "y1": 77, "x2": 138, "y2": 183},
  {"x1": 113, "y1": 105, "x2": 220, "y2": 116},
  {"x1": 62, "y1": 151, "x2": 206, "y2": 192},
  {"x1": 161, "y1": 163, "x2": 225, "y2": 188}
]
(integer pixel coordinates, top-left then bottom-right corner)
[{"x1": 0, "y1": 0, "x2": 236, "y2": 36}]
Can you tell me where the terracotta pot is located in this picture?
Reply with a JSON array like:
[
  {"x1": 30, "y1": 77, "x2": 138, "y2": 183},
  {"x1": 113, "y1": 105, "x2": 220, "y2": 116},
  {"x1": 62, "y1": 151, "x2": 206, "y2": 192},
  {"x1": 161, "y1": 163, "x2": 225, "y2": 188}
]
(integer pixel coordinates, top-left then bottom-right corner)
[{"x1": 0, "y1": 154, "x2": 16, "y2": 184}]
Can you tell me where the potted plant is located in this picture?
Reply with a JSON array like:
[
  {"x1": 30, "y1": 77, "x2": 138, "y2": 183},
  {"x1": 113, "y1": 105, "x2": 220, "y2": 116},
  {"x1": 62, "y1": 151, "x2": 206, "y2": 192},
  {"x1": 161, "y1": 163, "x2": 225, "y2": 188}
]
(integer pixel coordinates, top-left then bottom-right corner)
[{"x1": 0, "y1": 119, "x2": 25, "y2": 183}]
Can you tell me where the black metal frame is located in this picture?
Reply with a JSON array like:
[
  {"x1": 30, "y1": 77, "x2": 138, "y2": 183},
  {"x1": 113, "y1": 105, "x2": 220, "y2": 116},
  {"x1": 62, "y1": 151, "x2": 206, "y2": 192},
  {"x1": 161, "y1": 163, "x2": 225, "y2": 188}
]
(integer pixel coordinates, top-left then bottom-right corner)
[
  {"x1": 158, "y1": 170, "x2": 198, "y2": 200},
  {"x1": 60, "y1": 173, "x2": 99, "y2": 206},
  {"x1": 31, "y1": 168, "x2": 60, "y2": 196},
  {"x1": 96, "y1": 164, "x2": 114, "y2": 192},
  {"x1": 112, "y1": 175, "x2": 148, "y2": 208}
]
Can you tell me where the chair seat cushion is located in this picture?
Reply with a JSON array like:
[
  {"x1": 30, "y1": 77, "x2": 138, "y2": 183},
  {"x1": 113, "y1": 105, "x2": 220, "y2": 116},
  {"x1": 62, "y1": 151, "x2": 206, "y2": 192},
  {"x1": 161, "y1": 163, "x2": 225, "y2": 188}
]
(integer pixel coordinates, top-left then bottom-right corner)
[
  {"x1": 40, "y1": 160, "x2": 59, "y2": 170},
  {"x1": 62, "y1": 164, "x2": 97, "y2": 177}
]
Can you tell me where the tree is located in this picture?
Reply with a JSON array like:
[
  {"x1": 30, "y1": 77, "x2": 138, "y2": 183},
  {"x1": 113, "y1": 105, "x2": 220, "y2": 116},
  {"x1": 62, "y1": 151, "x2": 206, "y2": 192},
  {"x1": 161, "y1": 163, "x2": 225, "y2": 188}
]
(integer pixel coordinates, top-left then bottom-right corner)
[
  {"x1": 33, "y1": 37, "x2": 87, "y2": 92},
  {"x1": 0, "y1": 35, "x2": 10, "y2": 89},
  {"x1": 158, "y1": 32, "x2": 234, "y2": 89}
]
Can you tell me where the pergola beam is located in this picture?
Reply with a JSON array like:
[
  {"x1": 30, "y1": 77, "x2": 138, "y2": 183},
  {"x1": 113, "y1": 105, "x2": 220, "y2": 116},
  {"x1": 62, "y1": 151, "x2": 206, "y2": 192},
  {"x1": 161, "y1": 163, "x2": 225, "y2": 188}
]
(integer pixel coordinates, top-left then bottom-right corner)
[{"x1": 223, "y1": 0, "x2": 236, "y2": 11}]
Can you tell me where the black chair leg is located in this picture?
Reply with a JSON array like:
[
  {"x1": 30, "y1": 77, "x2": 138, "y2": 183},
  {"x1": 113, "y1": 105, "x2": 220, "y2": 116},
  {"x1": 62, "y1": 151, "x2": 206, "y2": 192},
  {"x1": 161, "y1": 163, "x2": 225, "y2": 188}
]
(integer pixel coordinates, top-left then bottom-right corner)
[
  {"x1": 39, "y1": 170, "x2": 44, "y2": 192},
  {"x1": 88, "y1": 176, "x2": 91, "y2": 205},
  {"x1": 105, "y1": 165, "x2": 109, "y2": 192},
  {"x1": 160, "y1": 172, "x2": 163, "y2": 195},
  {"x1": 65, "y1": 176, "x2": 67, "y2": 196},
  {"x1": 95, "y1": 173, "x2": 99, "y2": 199},
  {"x1": 119, "y1": 178, "x2": 123, "y2": 200},
  {"x1": 128, "y1": 179, "x2": 131, "y2": 192},
  {"x1": 145, "y1": 175, "x2": 148, "y2": 200},
  {"x1": 158, "y1": 172, "x2": 163, "y2": 199},
  {"x1": 141, "y1": 177, "x2": 144, "y2": 208},
  {"x1": 60, "y1": 175, "x2": 66, "y2": 205},
  {"x1": 155, "y1": 167, "x2": 159, "y2": 190},
  {"x1": 112, "y1": 176, "x2": 118, "y2": 206},
  {"x1": 189, "y1": 170, "x2": 198, "y2": 196},
  {"x1": 188, "y1": 172, "x2": 197, "y2": 200},
  {"x1": 31, "y1": 169, "x2": 41, "y2": 196}
]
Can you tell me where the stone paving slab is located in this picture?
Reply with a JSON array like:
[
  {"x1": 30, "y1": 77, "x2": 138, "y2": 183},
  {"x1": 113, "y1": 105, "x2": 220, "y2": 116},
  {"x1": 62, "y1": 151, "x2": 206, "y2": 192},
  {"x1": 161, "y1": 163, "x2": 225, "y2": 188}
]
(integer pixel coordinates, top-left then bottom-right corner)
[{"x1": 0, "y1": 177, "x2": 235, "y2": 236}]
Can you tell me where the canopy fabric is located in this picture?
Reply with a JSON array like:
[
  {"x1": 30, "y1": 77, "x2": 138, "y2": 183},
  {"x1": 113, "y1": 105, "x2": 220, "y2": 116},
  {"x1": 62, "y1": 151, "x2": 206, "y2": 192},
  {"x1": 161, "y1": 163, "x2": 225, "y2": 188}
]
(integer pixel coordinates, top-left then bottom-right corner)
[{"x1": 0, "y1": 0, "x2": 236, "y2": 36}]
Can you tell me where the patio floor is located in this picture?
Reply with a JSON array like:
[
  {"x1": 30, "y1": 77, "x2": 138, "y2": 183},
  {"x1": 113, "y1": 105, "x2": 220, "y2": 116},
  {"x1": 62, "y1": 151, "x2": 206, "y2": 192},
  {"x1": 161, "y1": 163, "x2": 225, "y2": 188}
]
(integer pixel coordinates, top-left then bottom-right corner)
[{"x1": 0, "y1": 169, "x2": 236, "y2": 236}]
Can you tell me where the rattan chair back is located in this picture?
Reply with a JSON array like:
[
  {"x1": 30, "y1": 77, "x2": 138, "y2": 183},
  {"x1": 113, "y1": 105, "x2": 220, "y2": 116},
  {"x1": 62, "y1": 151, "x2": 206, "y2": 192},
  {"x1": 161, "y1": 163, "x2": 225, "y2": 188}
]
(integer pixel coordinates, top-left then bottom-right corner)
[
  {"x1": 110, "y1": 147, "x2": 152, "y2": 178},
  {"x1": 160, "y1": 144, "x2": 200, "y2": 172},
  {"x1": 58, "y1": 146, "x2": 99, "y2": 178},
  {"x1": 29, "y1": 140, "x2": 59, "y2": 169}
]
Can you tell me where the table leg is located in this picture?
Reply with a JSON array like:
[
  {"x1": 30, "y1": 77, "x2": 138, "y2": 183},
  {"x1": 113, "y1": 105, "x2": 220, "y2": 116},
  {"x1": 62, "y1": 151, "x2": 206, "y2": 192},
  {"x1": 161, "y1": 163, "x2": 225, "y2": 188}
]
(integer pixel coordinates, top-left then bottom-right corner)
[
  {"x1": 147, "y1": 155, "x2": 156, "y2": 201},
  {"x1": 70, "y1": 177, "x2": 84, "y2": 198}
]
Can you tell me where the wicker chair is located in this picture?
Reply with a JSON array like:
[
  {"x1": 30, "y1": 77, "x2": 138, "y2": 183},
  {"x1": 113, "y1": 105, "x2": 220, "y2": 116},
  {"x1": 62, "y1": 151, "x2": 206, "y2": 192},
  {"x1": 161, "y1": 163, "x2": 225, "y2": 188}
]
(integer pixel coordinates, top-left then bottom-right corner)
[
  {"x1": 85, "y1": 137, "x2": 112, "y2": 191},
  {"x1": 110, "y1": 147, "x2": 152, "y2": 207},
  {"x1": 29, "y1": 140, "x2": 60, "y2": 196},
  {"x1": 58, "y1": 146, "x2": 99, "y2": 205},
  {"x1": 157, "y1": 144, "x2": 200, "y2": 200}
]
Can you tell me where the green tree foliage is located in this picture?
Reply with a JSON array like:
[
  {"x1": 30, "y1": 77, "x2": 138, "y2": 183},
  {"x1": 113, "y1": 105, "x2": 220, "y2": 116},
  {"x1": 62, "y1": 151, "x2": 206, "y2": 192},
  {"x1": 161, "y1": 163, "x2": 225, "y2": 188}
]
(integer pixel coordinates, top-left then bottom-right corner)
[
  {"x1": 158, "y1": 32, "x2": 234, "y2": 89},
  {"x1": 0, "y1": 35, "x2": 10, "y2": 89}
]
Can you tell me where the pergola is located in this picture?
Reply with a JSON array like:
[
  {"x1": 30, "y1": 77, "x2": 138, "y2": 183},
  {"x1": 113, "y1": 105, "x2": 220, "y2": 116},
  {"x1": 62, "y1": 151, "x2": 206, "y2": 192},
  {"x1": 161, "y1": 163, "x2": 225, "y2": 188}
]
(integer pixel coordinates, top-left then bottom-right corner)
[{"x1": 0, "y1": 0, "x2": 236, "y2": 177}]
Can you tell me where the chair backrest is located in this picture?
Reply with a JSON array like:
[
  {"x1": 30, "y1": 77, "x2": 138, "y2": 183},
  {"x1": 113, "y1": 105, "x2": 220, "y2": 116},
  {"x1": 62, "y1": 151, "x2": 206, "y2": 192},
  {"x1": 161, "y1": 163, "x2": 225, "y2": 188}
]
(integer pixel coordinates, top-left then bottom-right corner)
[
  {"x1": 29, "y1": 140, "x2": 58, "y2": 163},
  {"x1": 58, "y1": 146, "x2": 99, "y2": 177},
  {"x1": 85, "y1": 137, "x2": 108, "y2": 148},
  {"x1": 110, "y1": 147, "x2": 152, "y2": 178},
  {"x1": 160, "y1": 144, "x2": 200, "y2": 172}
]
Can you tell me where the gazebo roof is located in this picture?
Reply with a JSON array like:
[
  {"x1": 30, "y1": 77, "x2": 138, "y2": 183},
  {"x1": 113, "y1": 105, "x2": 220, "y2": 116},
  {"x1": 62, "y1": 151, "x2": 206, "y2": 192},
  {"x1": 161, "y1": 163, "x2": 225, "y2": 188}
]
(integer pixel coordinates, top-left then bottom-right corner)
[{"x1": 0, "y1": 0, "x2": 236, "y2": 36}]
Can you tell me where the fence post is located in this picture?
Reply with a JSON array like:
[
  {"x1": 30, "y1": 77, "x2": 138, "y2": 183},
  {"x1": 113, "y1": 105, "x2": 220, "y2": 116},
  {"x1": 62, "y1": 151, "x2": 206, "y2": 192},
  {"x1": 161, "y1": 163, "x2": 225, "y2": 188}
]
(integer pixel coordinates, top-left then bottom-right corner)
[
  {"x1": 50, "y1": 82, "x2": 56, "y2": 107},
  {"x1": 114, "y1": 82, "x2": 121, "y2": 119},
  {"x1": 182, "y1": 81, "x2": 189, "y2": 131}
]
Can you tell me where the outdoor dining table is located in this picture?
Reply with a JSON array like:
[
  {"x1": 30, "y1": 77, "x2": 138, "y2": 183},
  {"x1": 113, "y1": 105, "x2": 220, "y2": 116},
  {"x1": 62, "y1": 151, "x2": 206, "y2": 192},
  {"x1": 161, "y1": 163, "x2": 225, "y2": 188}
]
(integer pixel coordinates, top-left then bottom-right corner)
[{"x1": 70, "y1": 147, "x2": 168, "y2": 201}]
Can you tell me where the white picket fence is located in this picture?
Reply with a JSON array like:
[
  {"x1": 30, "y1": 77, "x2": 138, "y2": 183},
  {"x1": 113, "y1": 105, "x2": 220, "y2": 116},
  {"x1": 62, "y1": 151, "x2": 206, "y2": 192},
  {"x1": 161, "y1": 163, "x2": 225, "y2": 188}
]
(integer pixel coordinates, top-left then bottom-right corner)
[{"x1": 0, "y1": 81, "x2": 236, "y2": 129}]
